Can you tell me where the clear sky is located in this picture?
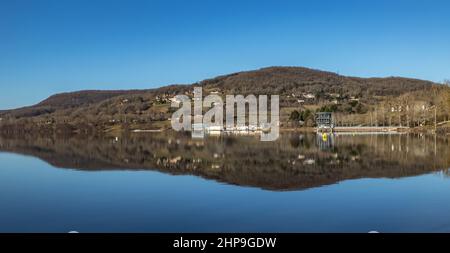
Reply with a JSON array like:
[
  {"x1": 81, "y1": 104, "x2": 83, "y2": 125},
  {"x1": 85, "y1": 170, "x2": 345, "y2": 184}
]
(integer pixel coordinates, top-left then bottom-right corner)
[{"x1": 1, "y1": 0, "x2": 449, "y2": 109}]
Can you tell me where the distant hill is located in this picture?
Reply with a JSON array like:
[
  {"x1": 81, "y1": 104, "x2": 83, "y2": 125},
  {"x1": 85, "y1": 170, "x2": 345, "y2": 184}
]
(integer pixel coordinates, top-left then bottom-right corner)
[
  {"x1": 0, "y1": 66, "x2": 448, "y2": 134},
  {"x1": 199, "y1": 66, "x2": 435, "y2": 97}
]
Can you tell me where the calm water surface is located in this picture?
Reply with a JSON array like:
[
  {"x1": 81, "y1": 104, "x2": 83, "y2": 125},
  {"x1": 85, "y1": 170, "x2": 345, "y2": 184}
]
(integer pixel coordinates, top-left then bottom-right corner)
[{"x1": 0, "y1": 132, "x2": 450, "y2": 232}]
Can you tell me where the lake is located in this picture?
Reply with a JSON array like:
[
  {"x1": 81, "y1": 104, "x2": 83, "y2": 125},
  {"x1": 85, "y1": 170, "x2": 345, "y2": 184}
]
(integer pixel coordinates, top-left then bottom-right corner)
[{"x1": 0, "y1": 132, "x2": 450, "y2": 232}]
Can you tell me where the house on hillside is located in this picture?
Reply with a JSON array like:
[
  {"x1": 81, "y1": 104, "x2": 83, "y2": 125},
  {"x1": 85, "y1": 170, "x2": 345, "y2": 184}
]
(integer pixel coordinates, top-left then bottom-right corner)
[
  {"x1": 209, "y1": 89, "x2": 221, "y2": 94},
  {"x1": 349, "y1": 96, "x2": 359, "y2": 102},
  {"x1": 328, "y1": 93, "x2": 341, "y2": 98},
  {"x1": 303, "y1": 93, "x2": 315, "y2": 99},
  {"x1": 169, "y1": 97, "x2": 183, "y2": 106}
]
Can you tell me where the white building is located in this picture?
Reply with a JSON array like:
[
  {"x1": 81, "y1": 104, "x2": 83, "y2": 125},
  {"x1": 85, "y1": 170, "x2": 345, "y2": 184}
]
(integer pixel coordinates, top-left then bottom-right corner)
[
  {"x1": 169, "y1": 97, "x2": 183, "y2": 106},
  {"x1": 303, "y1": 93, "x2": 315, "y2": 99}
]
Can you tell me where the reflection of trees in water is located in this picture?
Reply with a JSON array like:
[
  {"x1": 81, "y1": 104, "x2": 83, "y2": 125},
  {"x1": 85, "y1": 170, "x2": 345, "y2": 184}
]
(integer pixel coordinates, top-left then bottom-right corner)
[
  {"x1": 290, "y1": 134, "x2": 312, "y2": 149},
  {"x1": 443, "y1": 169, "x2": 450, "y2": 178},
  {"x1": 0, "y1": 132, "x2": 449, "y2": 191},
  {"x1": 289, "y1": 135, "x2": 301, "y2": 148}
]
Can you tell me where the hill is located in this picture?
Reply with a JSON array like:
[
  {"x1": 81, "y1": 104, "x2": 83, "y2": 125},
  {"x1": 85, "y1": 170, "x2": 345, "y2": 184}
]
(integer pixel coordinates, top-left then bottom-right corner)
[
  {"x1": 200, "y1": 66, "x2": 434, "y2": 97},
  {"x1": 0, "y1": 66, "x2": 448, "y2": 134}
]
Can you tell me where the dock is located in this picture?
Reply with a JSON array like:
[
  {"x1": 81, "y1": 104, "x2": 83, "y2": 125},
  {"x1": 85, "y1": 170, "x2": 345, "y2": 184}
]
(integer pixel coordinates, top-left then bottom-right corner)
[{"x1": 316, "y1": 126, "x2": 409, "y2": 133}]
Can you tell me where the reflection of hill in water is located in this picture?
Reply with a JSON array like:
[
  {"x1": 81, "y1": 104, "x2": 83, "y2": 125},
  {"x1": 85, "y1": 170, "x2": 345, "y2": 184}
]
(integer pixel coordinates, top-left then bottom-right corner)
[{"x1": 1, "y1": 132, "x2": 449, "y2": 191}]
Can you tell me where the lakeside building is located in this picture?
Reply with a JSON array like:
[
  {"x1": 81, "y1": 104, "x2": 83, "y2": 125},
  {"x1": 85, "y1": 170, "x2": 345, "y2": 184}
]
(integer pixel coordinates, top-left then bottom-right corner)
[{"x1": 315, "y1": 112, "x2": 334, "y2": 131}]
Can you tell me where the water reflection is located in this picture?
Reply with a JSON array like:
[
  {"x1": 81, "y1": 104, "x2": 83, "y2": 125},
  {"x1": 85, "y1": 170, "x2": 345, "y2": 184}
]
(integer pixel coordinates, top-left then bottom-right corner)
[{"x1": 0, "y1": 132, "x2": 449, "y2": 191}]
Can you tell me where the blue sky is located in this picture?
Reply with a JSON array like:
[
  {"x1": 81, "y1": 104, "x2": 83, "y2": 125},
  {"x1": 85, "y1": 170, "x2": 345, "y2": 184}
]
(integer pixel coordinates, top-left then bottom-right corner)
[{"x1": 0, "y1": 0, "x2": 449, "y2": 109}]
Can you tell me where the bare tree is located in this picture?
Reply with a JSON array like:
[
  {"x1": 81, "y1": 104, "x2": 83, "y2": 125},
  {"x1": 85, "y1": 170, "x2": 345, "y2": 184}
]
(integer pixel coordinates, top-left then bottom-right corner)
[{"x1": 444, "y1": 79, "x2": 450, "y2": 86}]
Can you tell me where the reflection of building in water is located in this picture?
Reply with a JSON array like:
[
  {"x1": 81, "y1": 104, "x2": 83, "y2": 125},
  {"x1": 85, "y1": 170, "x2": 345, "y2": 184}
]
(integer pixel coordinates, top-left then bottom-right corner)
[
  {"x1": 316, "y1": 133, "x2": 334, "y2": 150},
  {"x1": 192, "y1": 123, "x2": 204, "y2": 138}
]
